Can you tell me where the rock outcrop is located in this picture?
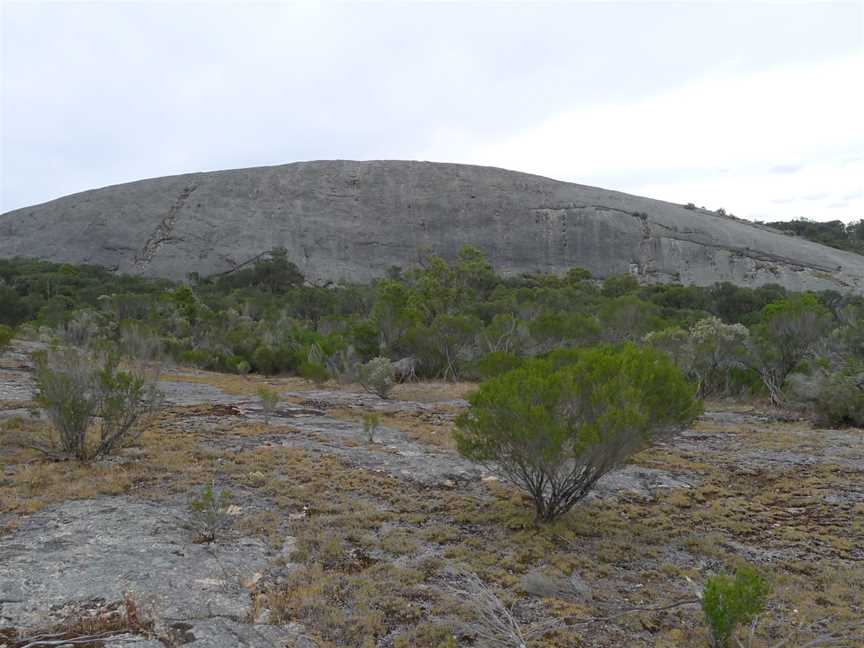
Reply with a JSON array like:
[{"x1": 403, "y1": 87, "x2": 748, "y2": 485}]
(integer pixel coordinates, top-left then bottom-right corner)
[{"x1": 2, "y1": 160, "x2": 862, "y2": 293}]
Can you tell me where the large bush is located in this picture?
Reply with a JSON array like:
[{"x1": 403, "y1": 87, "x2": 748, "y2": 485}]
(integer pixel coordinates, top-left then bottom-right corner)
[
  {"x1": 455, "y1": 344, "x2": 701, "y2": 522},
  {"x1": 747, "y1": 294, "x2": 830, "y2": 405},
  {"x1": 29, "y1": 347, "x2": 162, "y2": 460}
]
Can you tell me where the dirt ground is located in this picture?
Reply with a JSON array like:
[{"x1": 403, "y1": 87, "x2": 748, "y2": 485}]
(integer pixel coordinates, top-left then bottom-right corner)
[{"x1": 0, "y1": 342, "x2": 861, "y2": 647}]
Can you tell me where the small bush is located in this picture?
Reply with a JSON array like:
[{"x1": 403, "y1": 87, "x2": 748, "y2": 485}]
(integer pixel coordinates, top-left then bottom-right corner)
[
  {"x1": 257, "y1": 386, "x2": 280, "y2": 424},
  {"x1": 362, "y1": 412, "x2": 381, "y2": 444},
  {"x1": 178, "y1": 349, "x2": 215, "y2": 369},
  {"x1": 326, "y1": 346, "x2": 362, "y2": 384},
  {"x1": 813, "y1": 370, "x2": 864, "y2": 427},
  {"x1": 298, "y1": 360, "x2": 329, "y2": 384},
  {"x1": 30, "y1": 347, "x2": 162, "y2": 461},
  {"x1": 189, "y1": 482, "x2": 233, "y2": 542},
  {"x1": 359, "y1": 357, "x2": 395, "y2": 399},
  {"x1": 702, "y1": 566, "x2": 769, "y2": 648},
  {"x1": 0, "y1": 324, "x2": 13, "y2": 350}
]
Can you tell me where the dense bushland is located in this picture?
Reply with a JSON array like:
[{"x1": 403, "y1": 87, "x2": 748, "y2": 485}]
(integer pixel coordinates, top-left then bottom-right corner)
[
  {"x1": 1, "y1": 248, "x2": 862, "y2": 419},
  {"x1": 762, "y1": 218, "x2": 864, "y2": 256}
]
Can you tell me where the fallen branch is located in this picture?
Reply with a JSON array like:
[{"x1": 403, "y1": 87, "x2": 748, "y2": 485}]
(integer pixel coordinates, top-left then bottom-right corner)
[{"x1": 567, "y1": 598, "x2": 701, "y2": 627}]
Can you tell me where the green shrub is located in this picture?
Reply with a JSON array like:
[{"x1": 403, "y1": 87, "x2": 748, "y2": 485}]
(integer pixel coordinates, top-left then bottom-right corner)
[
  {"x1": 179, "y1": 349, "x2": 214, "y2": 369},
  {"x1": 362, "y1": 412, "x2": 381, "y2": 444},
  {"x1": 30, "y1": 348, "x2": 162, "y2": 460},
  {"x1": 0, "y1": 324, "x2": 13, "y2": 350},
  {"x1": 189, "y1": 482, "x2": 233, "y2": 542},
  {"x1": 601, "y1": 273, "x2": 639, "y2": 298},
  {"x1": 256, "y1": 386, "x2": 280, "y2": 424},
  {"x1": 359, "y1": 357, "x2": 395, "y2": 399},
  {"x1": 455, "y1": 344, "x2": 701, "y2": 522},
  {"x1": 702, "y1": 566, "x2": 769, "y2": 648},
  {"x1": 472, "y1": 352, "x2": 523, "y2": 380},
  {"x1": 252, "y1": 345, "x2": 301, "y2": 375},
  {"x1": 223, "y1": 354, "x2": 251, "y2": 375},
  {"x1": 298, "y1": 360, "x2": 329, "y2": 384},
  {"x1": 814, "y1": 370, "x2": 864, "y2": 427}
]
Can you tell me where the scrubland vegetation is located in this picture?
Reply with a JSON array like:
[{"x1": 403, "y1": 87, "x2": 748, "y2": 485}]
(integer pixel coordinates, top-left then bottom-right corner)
[
  {"x1": 0, "y1": 248, "x2": 862, "y2": 647},
  {"x1": 1, "y1": 248, "x2": 862, "y2": 421},
  {"x1": 762, "y1": 218, "x2": 864, "y2": 256}
]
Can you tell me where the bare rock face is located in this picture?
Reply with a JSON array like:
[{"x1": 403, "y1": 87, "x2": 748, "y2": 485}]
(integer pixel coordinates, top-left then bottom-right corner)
[{"x1": 1, "y1": 160, "x2": 862, "y2": 293}]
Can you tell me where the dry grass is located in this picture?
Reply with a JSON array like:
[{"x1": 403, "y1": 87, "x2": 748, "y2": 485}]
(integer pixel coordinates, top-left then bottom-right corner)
[{"x1": 2, "y1": 376, "x2": 861, "y2": 647}]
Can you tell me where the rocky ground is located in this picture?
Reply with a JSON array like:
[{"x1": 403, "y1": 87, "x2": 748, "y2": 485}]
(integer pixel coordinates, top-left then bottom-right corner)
[{"x1": 1, "y1": 341, "x2": 862, "y2": 647}]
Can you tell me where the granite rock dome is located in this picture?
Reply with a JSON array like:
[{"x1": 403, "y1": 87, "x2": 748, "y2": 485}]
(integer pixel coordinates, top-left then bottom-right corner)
[{"x1": 1, "y1": 160, "x2": 862, "y2": 293}]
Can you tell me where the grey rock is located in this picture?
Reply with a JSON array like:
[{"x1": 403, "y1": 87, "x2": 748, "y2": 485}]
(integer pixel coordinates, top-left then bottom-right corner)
[
  {"x1": 1, "y1": 160, "x2": 861, "y2": 294},
  {"x1": 0, "y1": 497, "x2": 272, "y2": 631},
  {"x1": 589, "y1": 464, "x2": 698, "y2": 500},
  {"x1": 520, "y1": 569, "x2": 593, "y2": 601},
  {"x1": 163, "y1": 617, "x2": 301, "y2": 648}
]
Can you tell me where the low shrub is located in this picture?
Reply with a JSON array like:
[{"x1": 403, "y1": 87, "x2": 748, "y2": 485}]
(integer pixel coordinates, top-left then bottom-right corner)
[
  {"x1": 362, "y1": 412, "x2": 381, "y2": 444},
  {"x1": 298, "y1": 360, "x2": 329, "y2": 384},
  {"x1": 257, "y1": 386, "x2": 280, "y2": 425},
  {"x1": 359, "y1": 357, "x2": 395, "y2": 399},
  {"x1": 471, "y1": 352, "x2": 523, "y2": 381},
  {"x1": 0, "y1": 324, "x2": 13, "y2": 350},
  {"x1": 702, "y1": 566, "x2": 769, "y2": 648},
  {"x1": 189, "y1": 482, "x2": 233, "y2": 542},
  {"x1": 813, "y1": 370, "x2": 864, "y2": 427},
  {"x1": 29, "y1": 347, "x2": 162, "y2": 461}
]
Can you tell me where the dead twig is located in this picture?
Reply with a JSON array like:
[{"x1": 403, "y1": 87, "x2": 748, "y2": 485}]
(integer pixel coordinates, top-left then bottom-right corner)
[{"x1": 567, "y1": 597, "x2": 701, "y2": 627}]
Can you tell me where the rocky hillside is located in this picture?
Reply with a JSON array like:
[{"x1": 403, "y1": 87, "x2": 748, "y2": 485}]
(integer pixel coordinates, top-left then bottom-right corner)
[{"x1": 2, "y1": 160, "x2": 862, "y2": 293}]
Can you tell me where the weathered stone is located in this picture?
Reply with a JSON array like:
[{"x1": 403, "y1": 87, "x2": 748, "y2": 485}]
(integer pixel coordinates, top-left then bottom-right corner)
[
  {"x1": 1, "y1": 161, "x2": 861, "y2": 294},
  {"x1": 0, "y1": 497, "x2": 273, "y2": 631}
]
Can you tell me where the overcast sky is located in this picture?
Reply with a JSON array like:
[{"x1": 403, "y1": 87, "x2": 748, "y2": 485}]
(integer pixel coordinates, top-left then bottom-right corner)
[{"x1": 1, "y1": 1, "x2": 862, "y2": 222}]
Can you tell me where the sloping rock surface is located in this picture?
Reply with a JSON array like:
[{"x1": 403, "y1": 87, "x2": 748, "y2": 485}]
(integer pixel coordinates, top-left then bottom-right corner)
[{"x1": 2, "y1": 160, "x2": 862, "y2": 293}]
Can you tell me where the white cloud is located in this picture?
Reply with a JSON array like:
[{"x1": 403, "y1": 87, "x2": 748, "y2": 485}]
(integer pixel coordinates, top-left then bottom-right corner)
[{"x1": 432, "y1": 53, "x2": 863, "y2": 222}]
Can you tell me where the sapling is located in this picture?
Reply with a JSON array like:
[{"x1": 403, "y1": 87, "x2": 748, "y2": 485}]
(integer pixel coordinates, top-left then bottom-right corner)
[
  {"x1": 257, "y1": 386, "x2": 280, "y2": 424},
  {"x1": 362, "y1": 412, "x2": 381, "y2": 444},
  {"x1": 702, "y1": 566, "x2": 769, "y2": 648},
  {"x1": 189, "y1": 482, "x2": 233, "y2": 542}
]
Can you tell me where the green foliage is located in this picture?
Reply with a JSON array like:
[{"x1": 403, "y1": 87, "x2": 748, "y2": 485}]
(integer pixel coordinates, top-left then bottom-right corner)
[
  {"x1": 256, "y1": 386, "x2": 280, "y2": 424},
  {"x1": 211, "y1": 247, "x2": 304, "y2": 293},
  {"x1": 765, "y1": 218, "x2": 864, "y2": 256},
  {"x1": 813, "y1": 368, "x2": 864, "y2": 427},
  {"x1": 0, "y1": 324, "x2": 13, "y2": 350},
  {"x1": 471, "y1": 351, "x2": 524, "y2": 380},
  {"x1": 189, "y1": 482, "x2": 233, "y2": 542},
  {"x1": 565, "y1": 266, "x2": 592, "y2": 283},
  {"x1": 601, "y1": 273, "x2": 639, "y2": 298},
  {"x1": 598, "y1": 295, "x2": 664, "y2": 342},
  {"x1": 362, "y1": 412, "x2": 381, "y2": 444},
  {"x1": 702, "y1": 566, "x2": 770, "y2": 648},
  {"x1": 455, "y1": 344, "x2": 701, "y2": 522},
  {"x1": 749, "y1": 294, "x2": 831, "y2": 405},
  {"x1": 2, "y1": 250, "x2": 858, "y2": 398},
  {"x1": 359, "y1": 357, "x2": 395, "y2": 399},
  {"x1": 31, "y1": 348, "x2": 162, "y2": 460},
  {"x1": 298, "y1": 361, "x2": 329, "y2": 385}
]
